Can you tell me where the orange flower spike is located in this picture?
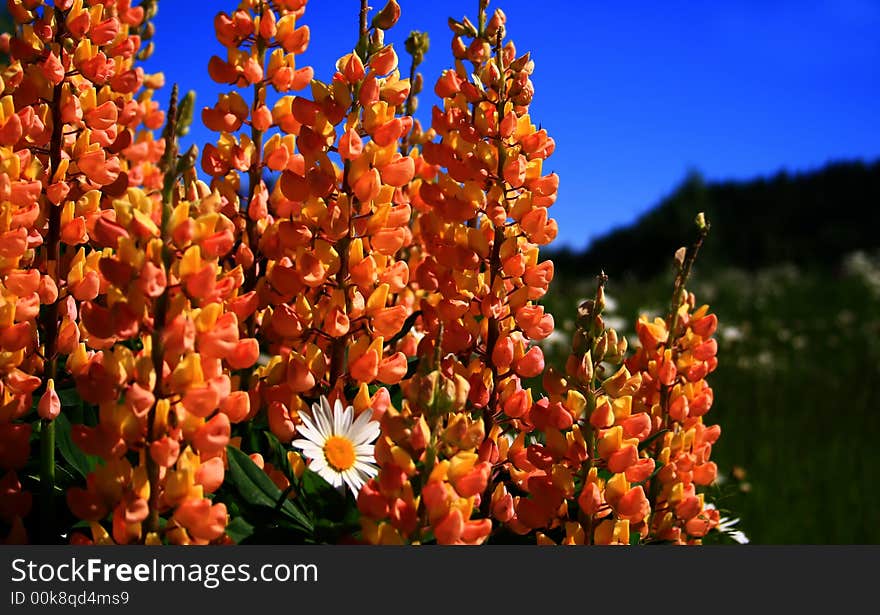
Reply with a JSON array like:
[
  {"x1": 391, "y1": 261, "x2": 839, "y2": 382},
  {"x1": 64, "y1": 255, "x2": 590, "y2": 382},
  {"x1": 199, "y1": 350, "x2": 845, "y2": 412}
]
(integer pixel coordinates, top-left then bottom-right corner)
[
  {"x1": 245, "y1": 5, "x2": 419, "y2": 398},
  {"x1": 0, "y1": 0, "x2": 168, "y2": 541},
  {"x1": 619, "y1": 225, "x2": 722, "y2": 543},
  {"x1": 409, "y1": 5, "x2": 559, "y2": 498}
]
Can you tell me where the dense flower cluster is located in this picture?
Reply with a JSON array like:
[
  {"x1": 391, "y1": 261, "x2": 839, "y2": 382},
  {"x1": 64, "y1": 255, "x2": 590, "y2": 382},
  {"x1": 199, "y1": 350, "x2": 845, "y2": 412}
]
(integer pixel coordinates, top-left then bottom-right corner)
[
  {"x1": 356, "y1": 1, "x2": 560, "y2": 545},
  {"x1": 0, "y1": 0, "x2": 726, "y2": 546},
  {"x1": 494, "y1": 270, "x2": 722, "y2": 545}
]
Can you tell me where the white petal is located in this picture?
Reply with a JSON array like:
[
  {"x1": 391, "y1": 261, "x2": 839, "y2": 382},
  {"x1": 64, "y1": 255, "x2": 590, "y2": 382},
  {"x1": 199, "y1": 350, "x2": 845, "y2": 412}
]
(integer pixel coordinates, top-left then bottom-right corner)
[
  {"x1": 295, "y1": 424, "x2": 324, "y2": 446},
  {"x1": 732, "y1": 532, "x2": 750, "y2": 545},
  {"x1": 320, "y1": 396, "x2": 333, "y2": 419},
  {"x1": 348, "y1": 467, "x2": 367, "y2": 489},
  {"x1": 341, "y1": 470, "x2": 361, "y2": 496},
  {"x1": 353, "y1": 444, "x2": 374, "y2": 456},
  {"x1": 349, "y1": 408, "x2": 374, "y2": 435},
  {"x1": 354, "y1": 460, "x2": 378, "y2": 477},
  {"x1": 309, "y1": 456, "x2": 328, "y2": 474},
  {"x1": 350, "y1": 420, "x2": 380, "y2": 445},
  {"x1": 292, "y1": 440, "x2": 324, "y2": 459},
  {"x1": 340, "y1": 404, "x2": 354, "y2": 432},
  {"x1": 332, "y1": 401, "x2": 344, "y2": 434},
  {"x1": 313, "y1": 403, "x2": 333, "y2": 438},
  {"x1": 318, "y1": 465, "x2": 341, "y2": 488},
  {"x1": 297, "y1": 412, "x2": 327, "y2": 442}
]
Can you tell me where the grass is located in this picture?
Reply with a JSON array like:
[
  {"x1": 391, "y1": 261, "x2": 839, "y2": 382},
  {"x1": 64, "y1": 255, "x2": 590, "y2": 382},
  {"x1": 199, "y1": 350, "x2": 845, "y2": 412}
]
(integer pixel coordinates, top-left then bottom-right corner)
[{"x1": 540, "y1": 252, "x2": 880, "y2": 544}]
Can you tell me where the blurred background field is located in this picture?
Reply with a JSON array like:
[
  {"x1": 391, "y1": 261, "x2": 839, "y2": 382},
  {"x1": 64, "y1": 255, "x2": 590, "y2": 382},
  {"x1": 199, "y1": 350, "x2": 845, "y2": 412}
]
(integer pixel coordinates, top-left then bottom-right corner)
[{"x1": 543, "y1": 160, "x2": 880, "y2": 544}]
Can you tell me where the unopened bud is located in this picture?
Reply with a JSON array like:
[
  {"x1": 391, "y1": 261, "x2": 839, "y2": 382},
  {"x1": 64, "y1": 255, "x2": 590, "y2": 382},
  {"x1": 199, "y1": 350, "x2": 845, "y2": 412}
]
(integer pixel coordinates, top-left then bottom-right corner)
[
  {"x1": 577, "y1": 299, "x2": 594, "y2": 320},
  {"x1": 177, "y1": 144, "x2": 199, "y2": 173},
  {"x1": 595, "y1": 334, "x2": 608, "y2": 361},
  {"x1": 488, "y1": 8, "x2": 507, "y2": 32},
  {"x1": 460, "y1": 17, "x2": 479, "y2": 38},
  {"x1": 571, "y1": 330, "x2": 587, "y2": 354},
  {"x1": 371, "y1": 0, "x2": 401, "y2": 31},
  {"x1": 450, "y1": 35, "x2": 467, "y2": 60},
  {"x1": 509, "y1": 52, "x2": 532, "y2": 73},
  {"x1": 580, "y1": 351, "x2": 594, "y2": 382},
  {"x1": 405, "y1": 30, "x2": 430, "y2": 65},
  {"x1": 674, "y1": 246, "x2": 687, "y2": 270},
  {"x1": 142, "y1": 0, "x2": 158, "y2": 20},
  {"x1": 605, "y1": 328, "x2": 620, "y2": 360},
  {"x1": 137, "y1": 42, "x2": 155, "y2": 61},
  {"x1": 38, "y1": 379, "x2": 61, "y2": 421},
  {"x1": 448, "y1": 18, "x2": 469, "y2": 37},
  {"x1": 176, "y1": 90, "x2": 196, "y2": 137},
  {"x1": 369, "y1": 28, "x2": 384, "y2": 52}
]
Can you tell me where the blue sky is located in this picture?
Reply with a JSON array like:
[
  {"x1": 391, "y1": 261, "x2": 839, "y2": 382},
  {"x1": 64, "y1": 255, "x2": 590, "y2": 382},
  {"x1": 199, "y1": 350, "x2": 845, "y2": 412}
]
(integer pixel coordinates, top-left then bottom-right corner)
[{"x1": 145, "y1": 0, "x2": 880, "y2": 250}]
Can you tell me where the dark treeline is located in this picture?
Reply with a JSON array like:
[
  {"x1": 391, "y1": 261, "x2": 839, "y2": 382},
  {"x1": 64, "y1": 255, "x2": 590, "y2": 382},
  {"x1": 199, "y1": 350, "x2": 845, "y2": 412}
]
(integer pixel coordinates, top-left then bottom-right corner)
[{"x1": 549, "y1": 159, "x2": 880, "y2": 280}]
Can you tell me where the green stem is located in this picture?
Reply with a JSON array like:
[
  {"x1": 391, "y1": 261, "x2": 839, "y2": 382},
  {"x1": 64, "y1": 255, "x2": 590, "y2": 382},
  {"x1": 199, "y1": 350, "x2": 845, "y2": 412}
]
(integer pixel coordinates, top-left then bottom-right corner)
[
  {"x1": 329, "y1": 8, "x2": 372, "y2": 389},
  {"x1": 356, "y1": 0, "x2": 370, "y2": 61},
  {"x1": 39, "y1": 418, "x2": 56, "y2": 543},
  {"x1": 666, "y1": 219, "x2": 711, "y2": 333},
  {"x1": 145, "y1": 85, "x2": 180, "y2": 537},
  {"x1": 328, "y1": 163, "x2": 353, "y2": 388},
  {"x1": 37, "y1": 5, "x2": 69, "y2": 544},
  {"x1": 243, "y1": 41, "x2": 266, "y2": 294},
  {"x1": 240, "y1": 5, "x2": 268, "y2": 396},
  {"x1": 647, "y1": 218, "x2": 711, "y2": 535},
  {"x1": 484, "y1": 30, "x2": 508, "y2": 421},
  {"x1": 400, "y1": 56, "x2": 418, "y2": 156}
]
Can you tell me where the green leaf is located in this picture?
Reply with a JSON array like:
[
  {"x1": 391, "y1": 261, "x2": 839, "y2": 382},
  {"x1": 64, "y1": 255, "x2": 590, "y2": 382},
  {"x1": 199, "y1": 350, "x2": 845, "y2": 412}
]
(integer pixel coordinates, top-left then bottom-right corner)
[
  {"x1": 225, "y1": 517, "x2": 255, "y2": 544},
  {"x1": 385, "y1": 309, "x2": 422, "y2": 347},
  {"x1": 638, "y1": 428, "x2": 670, "y2": 452},
  {"x1": 386, "y1": 383, "x2": 403, "y2": 409},
  {"x1": 301, "y1": 468, "x2": 335, "y2": 497},
  {"x1": 264, "y1": 431, "x2": 293, "y2": 480},
  {"x1": 54, "y1": 462, "x2": 81, "y2": 488},
  {"x1": 597, "y1": 467, "x2": 614, "y2": 482},
  {"x1": 405, "y1": 356, "x2": 420, "y2": 379},
  {"x1": 225, "y1": 446, "x2": 312, "y2": 534},
  {"x1": 55, "y1": 413, "x2": 99, "y2": 478},
  {"x1": 57, "y1": 387, "x2": 82, "y2": 408},
  {"x1": 299, "y1": 470, "x2": 359, "y2": 543},
  {"x1": 635, "y1": 462, "x2": 665, "y2": 488},
  {"x1": 301, "y1": 470, "x2": 348, "y2": 510}
]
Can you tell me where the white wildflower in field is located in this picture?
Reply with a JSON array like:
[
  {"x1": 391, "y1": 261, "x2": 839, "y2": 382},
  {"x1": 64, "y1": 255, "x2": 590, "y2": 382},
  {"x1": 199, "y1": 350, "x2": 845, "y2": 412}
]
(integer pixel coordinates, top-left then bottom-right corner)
[
  {"x1": 604, "y1": 315, "x2": 627, "y2": 332},
  {"x1": 603, "y1": 293, "x2": 619, "y2": 313},
  {"x1": 539, "y1": 329, "x2": 568, "y2": 351},
  {"x1": 719, "y1": 325, "x2": 743, "y2": 342},
  {"x1": 706, "y1": 504, "x2": 750, "y2": 544}
]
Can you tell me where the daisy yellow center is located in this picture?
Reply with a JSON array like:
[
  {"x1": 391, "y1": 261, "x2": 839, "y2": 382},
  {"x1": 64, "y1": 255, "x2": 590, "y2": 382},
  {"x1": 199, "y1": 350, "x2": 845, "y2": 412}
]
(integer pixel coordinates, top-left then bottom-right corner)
[{"x1": 323, "y1": 435, "x2": 356, "y2": 471}]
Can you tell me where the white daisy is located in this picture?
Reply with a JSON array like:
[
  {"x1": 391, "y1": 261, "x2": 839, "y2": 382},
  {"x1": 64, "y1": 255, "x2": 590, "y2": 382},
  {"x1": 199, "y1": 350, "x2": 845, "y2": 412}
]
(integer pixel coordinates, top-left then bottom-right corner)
[
  {"x1": 706, "y1": 503, "x2": 750, "y2": 544},
  {"x1": 292, "y1": 396, "x2": 380, "y2": 497}
]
